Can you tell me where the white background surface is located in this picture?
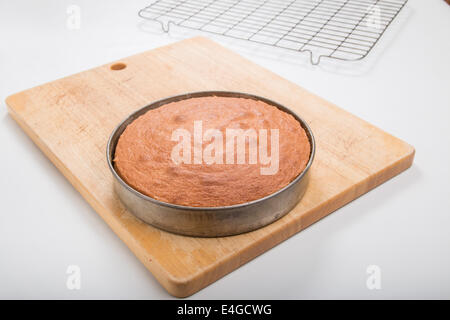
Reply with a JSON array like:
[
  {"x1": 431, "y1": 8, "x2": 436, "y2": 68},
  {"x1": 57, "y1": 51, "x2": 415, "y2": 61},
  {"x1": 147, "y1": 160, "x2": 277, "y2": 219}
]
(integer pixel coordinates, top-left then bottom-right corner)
[{"x1": 0, "y1": 0, "x2": 449, "y2": 299}]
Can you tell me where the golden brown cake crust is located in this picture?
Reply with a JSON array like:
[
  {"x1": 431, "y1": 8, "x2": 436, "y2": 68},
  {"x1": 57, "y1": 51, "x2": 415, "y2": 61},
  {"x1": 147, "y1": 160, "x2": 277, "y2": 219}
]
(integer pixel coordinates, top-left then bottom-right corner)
[{"x1": 114, "y1": 96, "x2": 310, "y2": 207}]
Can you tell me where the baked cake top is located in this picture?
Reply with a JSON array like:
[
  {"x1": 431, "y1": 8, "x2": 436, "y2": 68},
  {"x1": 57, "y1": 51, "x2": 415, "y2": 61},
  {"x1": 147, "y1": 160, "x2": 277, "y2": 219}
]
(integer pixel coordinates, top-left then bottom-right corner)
[{"x1": 114, "y1": 96, "x2": 310, "y2": 207}]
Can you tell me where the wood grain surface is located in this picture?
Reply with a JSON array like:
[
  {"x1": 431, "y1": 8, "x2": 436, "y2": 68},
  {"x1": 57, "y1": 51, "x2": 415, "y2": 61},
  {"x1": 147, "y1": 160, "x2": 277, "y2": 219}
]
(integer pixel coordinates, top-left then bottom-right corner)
[{"x1": 5, "y1": 36, "x2": 415, "y2": 297}]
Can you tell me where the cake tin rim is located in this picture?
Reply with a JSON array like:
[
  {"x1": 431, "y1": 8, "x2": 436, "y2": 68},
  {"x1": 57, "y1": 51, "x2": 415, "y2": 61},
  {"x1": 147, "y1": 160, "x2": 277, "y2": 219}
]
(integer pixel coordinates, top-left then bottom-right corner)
[{"x1": 107, "y1": 90, "x2": 315, "y2": 212}]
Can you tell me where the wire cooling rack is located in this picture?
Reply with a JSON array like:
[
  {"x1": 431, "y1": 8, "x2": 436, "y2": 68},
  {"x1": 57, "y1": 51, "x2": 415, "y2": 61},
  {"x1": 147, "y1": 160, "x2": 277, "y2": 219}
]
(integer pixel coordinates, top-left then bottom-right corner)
[{"x1": 139, "y1": 0, "x2": 408, "y2": 65}]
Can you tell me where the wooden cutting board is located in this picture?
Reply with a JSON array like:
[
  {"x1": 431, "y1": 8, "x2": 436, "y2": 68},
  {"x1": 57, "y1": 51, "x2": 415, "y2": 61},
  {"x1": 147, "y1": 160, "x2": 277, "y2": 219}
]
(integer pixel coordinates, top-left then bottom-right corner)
[{"x1": 5, "y1": 36, "x2": 414, "y2": 297}]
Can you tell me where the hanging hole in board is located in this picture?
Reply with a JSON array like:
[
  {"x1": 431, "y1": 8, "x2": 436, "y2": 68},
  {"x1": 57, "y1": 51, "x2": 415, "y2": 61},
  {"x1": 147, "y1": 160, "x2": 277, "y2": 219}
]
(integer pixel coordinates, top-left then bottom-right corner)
[{"x1": 110, "y1": 62, "x2": 127, "y2": 71}]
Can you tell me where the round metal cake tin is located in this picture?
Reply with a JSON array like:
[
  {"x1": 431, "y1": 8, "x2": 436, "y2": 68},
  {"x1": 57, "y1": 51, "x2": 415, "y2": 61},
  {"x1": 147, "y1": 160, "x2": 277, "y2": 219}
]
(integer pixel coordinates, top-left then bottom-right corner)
[{"x1": 107, "y1": 91, "x2": 315, "y2": 237}]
